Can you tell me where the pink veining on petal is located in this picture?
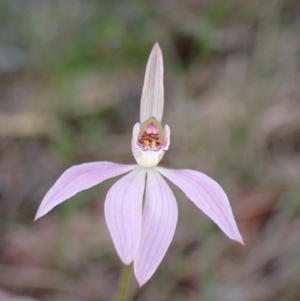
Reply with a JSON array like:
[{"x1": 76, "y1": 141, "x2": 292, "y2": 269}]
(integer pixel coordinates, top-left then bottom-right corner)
[
  {"x1": 105, "y1": 168, "x2": 146, "y2": 265},
  {"x1": 35, "y1": 162, "x2": 137, "y2": 220},
  {"x1": 156, "y1": 167, "x2": 244, "y2": 244},
  {"x1": 134, "y1": 168, "x2": 178, "y2": 286}
]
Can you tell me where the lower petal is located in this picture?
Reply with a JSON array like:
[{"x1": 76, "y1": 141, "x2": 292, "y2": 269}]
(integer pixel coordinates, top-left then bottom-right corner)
[
  {"x1": 105, "y1": 168, "x2": 146, "y2": 264},
  {"x1": 134, "y1": 168, "x2": 178, "y2": 286},
  {"x1": 156, "y1": 167, "x2": 243, "y2": 244}
]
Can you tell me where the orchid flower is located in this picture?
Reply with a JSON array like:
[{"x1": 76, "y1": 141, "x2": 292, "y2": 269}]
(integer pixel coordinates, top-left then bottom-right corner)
[{"x1": 35, "y1": 43, "x2": 243, "y2": 286}]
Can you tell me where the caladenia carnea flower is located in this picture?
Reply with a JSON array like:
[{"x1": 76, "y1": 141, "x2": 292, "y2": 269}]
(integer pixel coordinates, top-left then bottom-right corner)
[{"x1": 35, "y1": 43, "x2": 243, "y2": 286}]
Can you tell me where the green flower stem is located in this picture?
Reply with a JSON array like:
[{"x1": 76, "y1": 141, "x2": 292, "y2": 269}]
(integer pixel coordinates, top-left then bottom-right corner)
[{"x1": 114, "y1": 264, "x2": 131, "y2": 301}]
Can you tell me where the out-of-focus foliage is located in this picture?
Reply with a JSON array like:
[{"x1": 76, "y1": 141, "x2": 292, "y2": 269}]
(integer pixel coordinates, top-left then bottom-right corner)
[{"x1": 0, "y1": 0, "x2": 300, "y2": 300}]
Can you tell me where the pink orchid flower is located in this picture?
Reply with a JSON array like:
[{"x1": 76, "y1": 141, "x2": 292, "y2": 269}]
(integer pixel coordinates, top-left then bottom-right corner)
[{"x1": 35, "y1": 43, "x2": 243, "y2": 286}]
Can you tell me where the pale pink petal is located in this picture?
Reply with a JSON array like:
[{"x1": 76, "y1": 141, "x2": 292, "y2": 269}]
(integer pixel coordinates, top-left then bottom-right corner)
[
  {"x1": 163, "y1": 124, "x2": 171, "y2": 150},
  {"x1": 156, "y1": 167, "x2": 243, "y2": 244},
  {"x1": 105, "y1": 168, "x2": 146, "y2": 264},
  {"x1": 131, "y1": 122, "x2": 143, "y2": 164},
  {"x1": 35, "y1": 162, "x2": 137, "y2": 220},
  {"x1": 140, "y1": 43, "x2": 164, "y2": 123},
  {"x1": 134, "y1": 168, "x2": 178, "y2": 286}
]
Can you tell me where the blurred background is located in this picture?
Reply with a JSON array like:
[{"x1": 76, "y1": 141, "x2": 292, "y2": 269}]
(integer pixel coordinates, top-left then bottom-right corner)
[{"x1": 0, "y1": 0, "x2": 300, "y2": 300}]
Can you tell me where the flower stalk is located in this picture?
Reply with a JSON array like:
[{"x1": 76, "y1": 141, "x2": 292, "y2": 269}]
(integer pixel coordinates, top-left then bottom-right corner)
[{"x1": 114, "y1": 265, "x2": 131, "y2": 301}]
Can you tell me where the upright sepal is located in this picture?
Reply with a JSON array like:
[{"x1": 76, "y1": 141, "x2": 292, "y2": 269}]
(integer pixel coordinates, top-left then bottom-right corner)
[{"x1": 140, "y1": 43, "x2": 164, "y2": 123}]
